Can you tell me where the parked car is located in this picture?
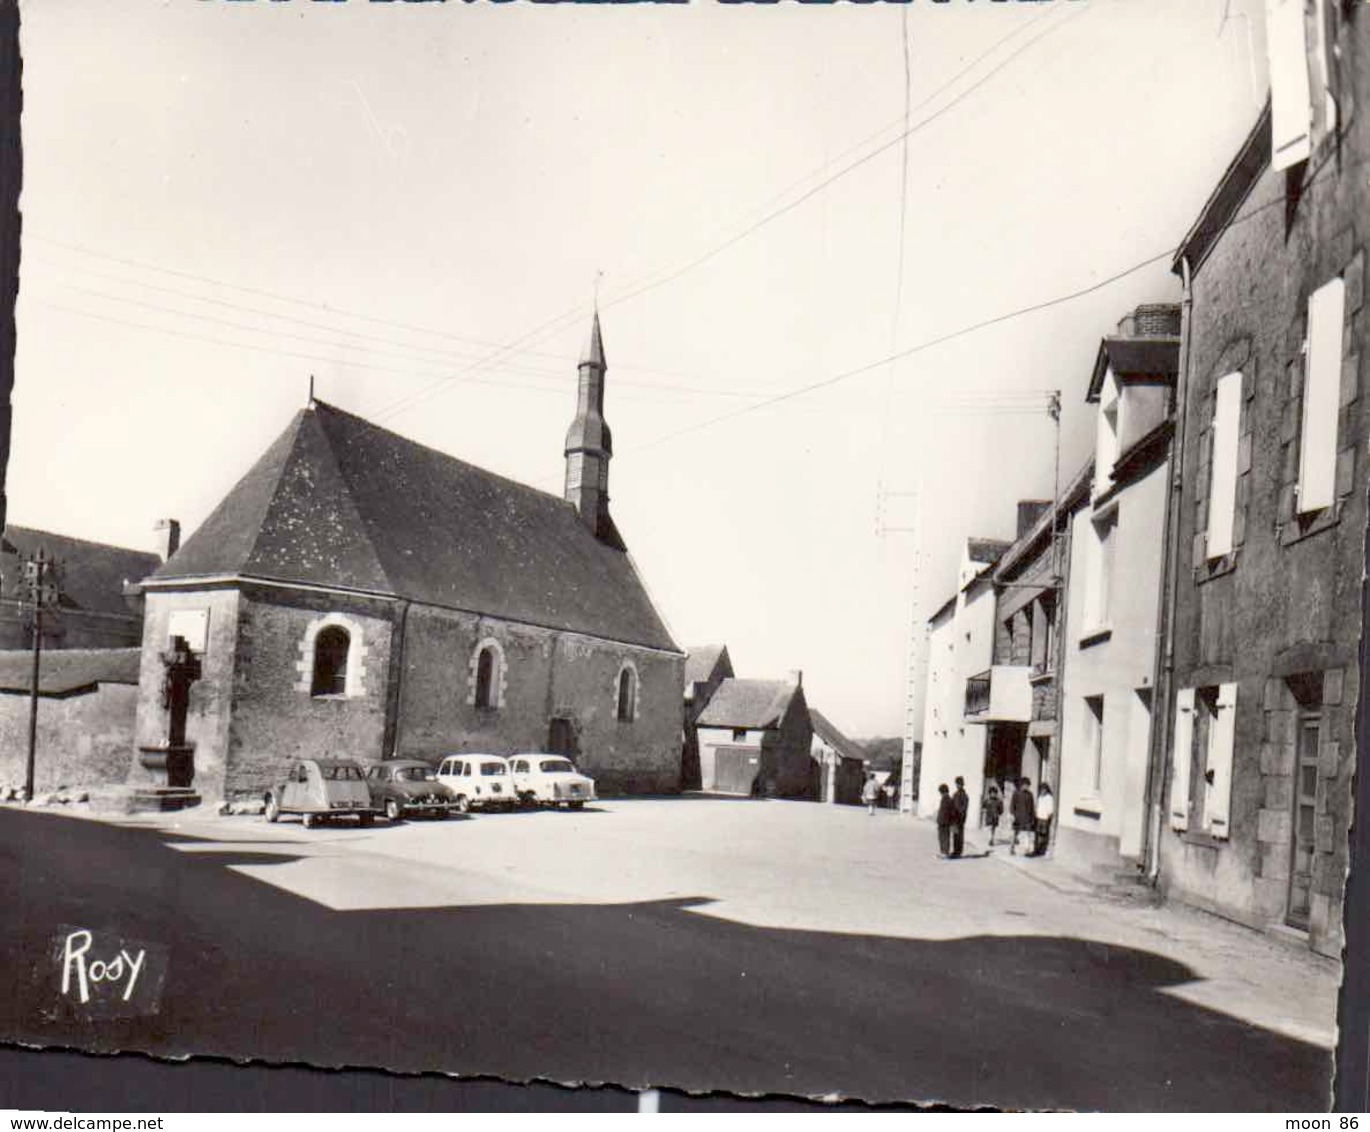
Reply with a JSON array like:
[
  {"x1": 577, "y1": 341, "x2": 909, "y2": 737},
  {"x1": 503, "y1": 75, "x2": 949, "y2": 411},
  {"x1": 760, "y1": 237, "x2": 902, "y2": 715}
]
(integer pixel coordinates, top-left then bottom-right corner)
[
  {"x1": 364, "y1": 759, "x2": 455, "y2": 821},
  {"x1": 264, "y1": 758, "x2": 377, "y2": 828},
  {"x1": 509, "y1": 753, "x2": 596, "y2": 810},
  {"x1": 435, "y1": 754, "x2": 515, "y2": 812}
]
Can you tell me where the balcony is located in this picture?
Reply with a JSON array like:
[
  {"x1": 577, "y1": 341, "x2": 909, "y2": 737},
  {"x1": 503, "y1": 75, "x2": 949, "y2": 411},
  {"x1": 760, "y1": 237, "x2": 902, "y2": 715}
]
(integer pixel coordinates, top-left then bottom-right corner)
[{"x1": 964, "y1": 665, "x2": 1033, "y2": 723}]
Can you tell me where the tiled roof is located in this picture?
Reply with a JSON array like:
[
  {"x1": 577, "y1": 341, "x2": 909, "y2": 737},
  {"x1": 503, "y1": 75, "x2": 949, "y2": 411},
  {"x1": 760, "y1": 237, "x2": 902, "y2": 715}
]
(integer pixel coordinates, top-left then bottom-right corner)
[
  {"x1": 150, "y1": 400, "x2": 679, "y2": 652},
  {"x1": 696, "y1": 678, "x2": 799, "y2": 730},
  {"x1": 684, "y1": 644, "x2": 730, "y2": 689},
  {"x1": 1, "y1": 527, "x2": 161, "y2": 615},
  {"x1": 809, "y1": 708, "x2": 866, "y2": 763},
  {"x1": 0, "y1": 648, "x2": 140, "y2": 696}
]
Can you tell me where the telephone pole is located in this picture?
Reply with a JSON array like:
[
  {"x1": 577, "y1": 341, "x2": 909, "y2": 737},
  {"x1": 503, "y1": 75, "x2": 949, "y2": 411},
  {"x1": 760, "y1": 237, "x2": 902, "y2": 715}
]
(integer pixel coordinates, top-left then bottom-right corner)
[{"x1": 21, "y1": 548, "x2": 60, "y2": 802}]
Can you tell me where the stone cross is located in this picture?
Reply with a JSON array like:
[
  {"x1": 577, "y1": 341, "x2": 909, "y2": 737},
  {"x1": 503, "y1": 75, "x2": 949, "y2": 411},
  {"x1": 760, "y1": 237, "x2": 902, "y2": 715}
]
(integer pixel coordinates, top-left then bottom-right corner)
[{"x1": 159, "y1": 635, "x2": 201, "y2": 751}]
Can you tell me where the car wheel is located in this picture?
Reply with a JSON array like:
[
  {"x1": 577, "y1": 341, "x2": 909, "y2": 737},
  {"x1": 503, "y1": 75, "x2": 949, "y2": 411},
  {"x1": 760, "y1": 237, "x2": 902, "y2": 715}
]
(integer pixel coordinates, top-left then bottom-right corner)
[
  {"x1": 569, "y1": 801, "x2": 585, "y2": 811},
  {"x1": 359, "y1": 812, "x2": 374, "y2": 828},
  {"x1": 385, "y1": 798, "x2": 402, "y2": 823},
  {"x1": 302, "y1": 812, "x2": 317, "y2": 829},
  {"x1": 456, "y1": 795, "x2": 471, "y2": 814},
  {"x1": 264, "y1": 795, "x2": 280, "y2": 823}
]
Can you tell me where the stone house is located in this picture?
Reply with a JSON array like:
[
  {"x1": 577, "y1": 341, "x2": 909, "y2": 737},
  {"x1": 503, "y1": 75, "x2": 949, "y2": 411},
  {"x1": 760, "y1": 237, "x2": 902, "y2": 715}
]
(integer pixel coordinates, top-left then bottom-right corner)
[
  {"x1": 1157, "y1": 0, "x2": 1369, "y2": 958},
  {"x1": 133, "y1": 316, "x2": 685, "y2": 803},
  {"x1": 693, "y1": 676, "x2": 814, "y2": 798},
  {"x1": 681, "y1": 643, "x2": 733, "y2": 790},
  {"x1": 808, "y1": 707, "x2": 866, "y2": 805},
  {"x1": 1056, "y1": 307, "x2": 1180, "y2": 874}
]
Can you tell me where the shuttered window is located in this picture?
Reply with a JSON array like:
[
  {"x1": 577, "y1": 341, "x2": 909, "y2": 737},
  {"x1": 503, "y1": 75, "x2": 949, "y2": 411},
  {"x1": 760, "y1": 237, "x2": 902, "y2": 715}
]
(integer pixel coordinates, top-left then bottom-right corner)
[
  {"x1": 1299, "y1": 276, "x2": 1344, "y2": 513},
  {"x1": 1208, "y1": 373, "x2": 1242, "y2": 558},
  {"x1": 1201, "y1": 683, "x2": 1238, "y2": 839},
  {"x1": 1170, "y1": 688, "x2": 1195, "y2": 831},
  {"x1": 1266, "y1": 0, "x2": 1312, "y2": 170}
]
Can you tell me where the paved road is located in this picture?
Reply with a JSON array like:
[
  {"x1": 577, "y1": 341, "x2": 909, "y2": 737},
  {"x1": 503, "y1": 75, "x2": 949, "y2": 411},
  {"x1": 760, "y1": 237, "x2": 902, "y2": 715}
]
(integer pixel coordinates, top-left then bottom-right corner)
[{"x1": 0, "y1": 799, "x2": 1335, "y2": 1111}]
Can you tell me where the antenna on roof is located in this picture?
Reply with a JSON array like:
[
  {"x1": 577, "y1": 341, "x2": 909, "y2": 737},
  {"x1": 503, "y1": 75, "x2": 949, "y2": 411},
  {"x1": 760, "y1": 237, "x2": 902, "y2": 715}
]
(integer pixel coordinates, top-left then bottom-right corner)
[
  {"x1": 593, "y1": 269, "x2": 603, "y2": 311},
  {"x1": 308, "y1": 374, "x2": 315, "y2": 408}
]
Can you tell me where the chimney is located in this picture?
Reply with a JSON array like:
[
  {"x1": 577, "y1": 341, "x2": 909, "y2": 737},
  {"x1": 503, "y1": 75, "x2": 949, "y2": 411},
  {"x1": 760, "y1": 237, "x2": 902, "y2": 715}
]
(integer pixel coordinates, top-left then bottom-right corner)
[
  {"x1": 564, "y1": 312, "x2": 613, "y2": 540},
  {"x1": 154, "y1": 518, "x2": 181, "y2": 562},
  {"x1": 1016, "y1": 500, "x2": 1051, "y2": 540},
  {"x1": 1117, "y1": 303, "x2": 1181, "y2": 339}
]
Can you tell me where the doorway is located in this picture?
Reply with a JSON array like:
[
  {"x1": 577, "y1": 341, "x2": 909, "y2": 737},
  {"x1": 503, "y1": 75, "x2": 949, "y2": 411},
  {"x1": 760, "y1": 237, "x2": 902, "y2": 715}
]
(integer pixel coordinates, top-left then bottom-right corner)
[
  {"x1": 1286, "y1": 709, "x2": 1321, "y2": 930},
  {"x1": 547, "y1": 716, "x2": 578, "y2": 759}
]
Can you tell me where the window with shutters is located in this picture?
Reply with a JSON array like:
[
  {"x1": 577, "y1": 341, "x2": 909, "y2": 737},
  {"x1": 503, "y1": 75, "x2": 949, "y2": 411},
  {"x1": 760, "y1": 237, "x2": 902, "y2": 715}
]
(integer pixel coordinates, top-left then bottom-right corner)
[
  {"x1": 1297, "y1": 276, "x2": 1344, "y2": 515},
  {"x1": 1266, "y1": 0, "x2": 1338, "y2": 173},
  {"x1": 1084, "y1": 696, "x2": 1105, "y2": 797},
  {"x1": 1171, "y1": 684, "x2": 1237, "y2": 840},
  {"x1": 1207, "y1": 373, "x2": 1242, "y2": 559}
]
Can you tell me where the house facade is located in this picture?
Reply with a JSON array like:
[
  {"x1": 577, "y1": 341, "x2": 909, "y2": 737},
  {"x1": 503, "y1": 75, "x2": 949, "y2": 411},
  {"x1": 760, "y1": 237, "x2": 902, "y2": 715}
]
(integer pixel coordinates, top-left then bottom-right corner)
[
  {"x1": 808, "y1": 707, "x2": 866, "y2": 805},
  {"x1": 916, "y1": 537, "x2": 1007, "y2": 818},
  {"x1": 681, "y1": 643, "x2": 733, "y2": 790},
  {"x1": 133, "y1": 317, "x2": 686, "y2": 804},
  {"x1": 1056, "y1": 308, "x2": 1179, "y2": 873},
  {"x1": 694, "y1": 676, "x2": 814, "y2": 798},
  {"x1": 1158, "y1": 0, "x2": 1369, "y2": 958}
]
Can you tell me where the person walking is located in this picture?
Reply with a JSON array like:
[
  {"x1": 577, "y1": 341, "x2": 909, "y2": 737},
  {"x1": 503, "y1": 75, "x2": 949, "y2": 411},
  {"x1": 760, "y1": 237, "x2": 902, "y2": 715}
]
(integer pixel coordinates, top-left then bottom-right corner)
[
  {"x1": 983, "y1": 784, "x2": 1004, "y2": 847},
  {"x1": 1034, "y1": 783, "x2": 1056, "y2": 857},
  {"x1": 951, "y1": 776, "x2": 970, "y2": 858},
  {"x1": 861, "y1": 772, "x2": 880, "y2": 816},
  {"x1": 935, "y1": 783, "x2": 954, "y2": 858},
  {"x1": 1010, "y1": 777, "x2": 1035, "y2": 856}
]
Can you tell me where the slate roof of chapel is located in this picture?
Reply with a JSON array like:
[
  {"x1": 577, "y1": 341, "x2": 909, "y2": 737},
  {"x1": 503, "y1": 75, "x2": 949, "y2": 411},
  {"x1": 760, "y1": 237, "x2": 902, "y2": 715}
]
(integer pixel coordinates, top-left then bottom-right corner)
[
  {"x1": 683, "y1": 644, "x2": 731, "y2": 689},
  {"x1": 150, "y1": 399, "x2": 679, "y2": 652}
]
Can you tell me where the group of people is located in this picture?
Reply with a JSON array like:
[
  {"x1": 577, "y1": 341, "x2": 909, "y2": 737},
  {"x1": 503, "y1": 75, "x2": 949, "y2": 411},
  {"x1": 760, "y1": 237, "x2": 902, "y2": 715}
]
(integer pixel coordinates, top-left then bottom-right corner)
[{"x1": 936, "y1": 775, "x2": 1054, "y2": 859}]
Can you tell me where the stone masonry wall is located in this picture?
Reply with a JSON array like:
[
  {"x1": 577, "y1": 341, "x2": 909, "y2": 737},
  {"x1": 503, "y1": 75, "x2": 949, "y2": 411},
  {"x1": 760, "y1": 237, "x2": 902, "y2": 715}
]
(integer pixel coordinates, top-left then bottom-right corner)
[
  {"x1": 0, "y1": 683, "x2": 136, "y2": 794},
  {"x1": 395, "y1": 604, "x2": 683, "y2": 795},
  {"x1": 1161, "y1": 14, "x2": 1369, "y2": 957}
]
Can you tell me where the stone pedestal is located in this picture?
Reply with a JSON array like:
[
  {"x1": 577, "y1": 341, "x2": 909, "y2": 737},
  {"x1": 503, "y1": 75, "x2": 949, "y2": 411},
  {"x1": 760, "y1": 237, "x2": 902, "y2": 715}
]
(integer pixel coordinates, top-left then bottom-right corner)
[{"x1": 93, "y1": 743, "x2": 202, "y2": 814}]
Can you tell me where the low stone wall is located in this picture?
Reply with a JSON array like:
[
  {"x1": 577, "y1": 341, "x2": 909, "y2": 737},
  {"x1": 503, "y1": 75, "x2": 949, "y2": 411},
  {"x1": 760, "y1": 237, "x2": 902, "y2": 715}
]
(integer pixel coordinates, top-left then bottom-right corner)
[{"x1": 0, "y1": 684, "x2": 137, "y2": 795}]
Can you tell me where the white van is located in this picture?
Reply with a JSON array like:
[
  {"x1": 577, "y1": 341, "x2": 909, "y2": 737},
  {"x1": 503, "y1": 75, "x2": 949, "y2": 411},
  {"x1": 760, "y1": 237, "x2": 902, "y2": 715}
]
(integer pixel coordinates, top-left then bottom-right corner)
[{"x1": 435, "y1": 754, "x2": 515, "y2": 812}]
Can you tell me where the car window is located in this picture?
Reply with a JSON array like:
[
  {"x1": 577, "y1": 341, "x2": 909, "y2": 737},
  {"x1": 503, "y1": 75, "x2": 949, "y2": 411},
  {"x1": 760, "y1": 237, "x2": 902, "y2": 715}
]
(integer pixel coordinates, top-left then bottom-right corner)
[
  {"x1": 322, "y1": 764, "x2": 364, "y2": 781},
  {"x1": 462, "y1": 763, "x2": 472, "y2": 777},
  {"x1": 397, "y1": 766, "x2": 430, "y2": 782},
  {"x1": 296, "y1": 765, "x2": 308, "y2": 783},
  {"x1": 480, "y1": 763, "x2": 507, "y2": 776},
  {"x1": 540, "y1": 759, "x2": 575, "y2": 774}
]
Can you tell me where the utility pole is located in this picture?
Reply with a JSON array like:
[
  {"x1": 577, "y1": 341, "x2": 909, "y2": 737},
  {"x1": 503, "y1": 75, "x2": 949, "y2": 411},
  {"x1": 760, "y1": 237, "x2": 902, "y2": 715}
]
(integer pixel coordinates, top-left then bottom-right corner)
[{"x1": 21, "y1": 548, "x2": 59, "y2": 802}]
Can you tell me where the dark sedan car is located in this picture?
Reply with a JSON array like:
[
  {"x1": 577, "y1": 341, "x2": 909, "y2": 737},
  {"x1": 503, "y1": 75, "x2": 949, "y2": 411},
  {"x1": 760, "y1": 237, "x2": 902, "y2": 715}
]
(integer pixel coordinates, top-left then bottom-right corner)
[{"x1": 364, "y1": 760, "x2": 456, "y2": 822}]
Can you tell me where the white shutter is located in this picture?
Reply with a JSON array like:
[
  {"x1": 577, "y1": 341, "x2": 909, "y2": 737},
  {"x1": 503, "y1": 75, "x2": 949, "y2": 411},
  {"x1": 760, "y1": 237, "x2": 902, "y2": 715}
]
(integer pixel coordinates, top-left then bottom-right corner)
[
  {"x1": 1299, "y1": 276, "x2": 1344, "y2": 513},
  {"x1": 1170, "y1": 688, "x2": 1195, "y2": 831},
  {"x1": 1201, "y1": 683, "x2": 1239, "y2": 839},
  {"x1": 1266, "y1": 0, "x2": 1312, "y2": 171},
  {"x1": 1207, "y1": 373, "x2": 1242, "y2": 558}
]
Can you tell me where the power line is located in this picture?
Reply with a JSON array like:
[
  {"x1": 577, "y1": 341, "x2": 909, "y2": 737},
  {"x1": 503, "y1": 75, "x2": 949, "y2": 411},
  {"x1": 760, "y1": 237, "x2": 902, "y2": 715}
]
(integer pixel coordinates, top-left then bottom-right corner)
[
  {"x1": 371, "y1": 2, "x2": 1087, "y2": 425},
  {"x1": 618, "y1": 244, "x2": 1178, "y2": 458}
]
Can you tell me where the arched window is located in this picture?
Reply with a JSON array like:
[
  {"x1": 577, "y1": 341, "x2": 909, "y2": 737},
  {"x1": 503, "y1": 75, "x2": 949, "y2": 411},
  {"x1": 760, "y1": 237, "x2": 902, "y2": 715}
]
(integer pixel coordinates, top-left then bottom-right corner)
[
  {"x1": 474, "y1": 645, "x2": 497, "y2": 709},
  {"x1": 616, "y1": 665, "x2": 637, "y2": 723},
  {"x1": 312, "y1": 625, "x2": 350, "y2": 697}
]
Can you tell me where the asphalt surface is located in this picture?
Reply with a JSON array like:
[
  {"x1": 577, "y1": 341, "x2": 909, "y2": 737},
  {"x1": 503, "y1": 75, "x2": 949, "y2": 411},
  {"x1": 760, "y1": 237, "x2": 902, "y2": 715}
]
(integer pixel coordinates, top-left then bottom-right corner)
[{"x1": 0, "y1": 799, "x2": 1335, "y2": 1111}]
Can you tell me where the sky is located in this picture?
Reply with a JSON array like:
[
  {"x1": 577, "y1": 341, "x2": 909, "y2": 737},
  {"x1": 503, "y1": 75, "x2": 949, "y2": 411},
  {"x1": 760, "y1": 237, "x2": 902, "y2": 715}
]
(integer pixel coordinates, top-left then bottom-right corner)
[{"x1": 12, "y1": 0, "x2": 1270, "y2": 739}]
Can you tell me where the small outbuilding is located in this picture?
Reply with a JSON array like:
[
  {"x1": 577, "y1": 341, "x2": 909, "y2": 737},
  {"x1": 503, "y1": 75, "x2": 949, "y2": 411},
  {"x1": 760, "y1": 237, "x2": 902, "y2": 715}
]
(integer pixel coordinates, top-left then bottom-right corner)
[{"x1": 694, "y1": 676, "x2": 815, "y2": 799}]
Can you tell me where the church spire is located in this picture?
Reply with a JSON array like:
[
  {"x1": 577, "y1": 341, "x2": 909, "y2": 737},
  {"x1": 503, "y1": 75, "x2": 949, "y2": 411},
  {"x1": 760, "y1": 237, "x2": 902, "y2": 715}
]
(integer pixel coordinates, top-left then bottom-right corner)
[{"x1": 564, "y1": 310, "x2": 613, "y2": 540}]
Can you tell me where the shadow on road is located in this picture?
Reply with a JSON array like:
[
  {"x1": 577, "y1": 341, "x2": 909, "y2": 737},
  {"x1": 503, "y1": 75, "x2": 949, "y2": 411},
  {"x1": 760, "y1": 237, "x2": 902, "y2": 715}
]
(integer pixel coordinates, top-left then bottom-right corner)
[{"x1": 0, "y1": 808, "x2": 1329, "y2": 1112}]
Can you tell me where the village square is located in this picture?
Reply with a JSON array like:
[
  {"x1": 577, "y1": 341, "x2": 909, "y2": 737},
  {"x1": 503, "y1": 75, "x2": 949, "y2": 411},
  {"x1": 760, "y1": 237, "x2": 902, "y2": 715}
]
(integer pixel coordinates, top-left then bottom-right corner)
[{"x1": 1, "y1": 0, "x2": 1366, "y2": 1115}]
